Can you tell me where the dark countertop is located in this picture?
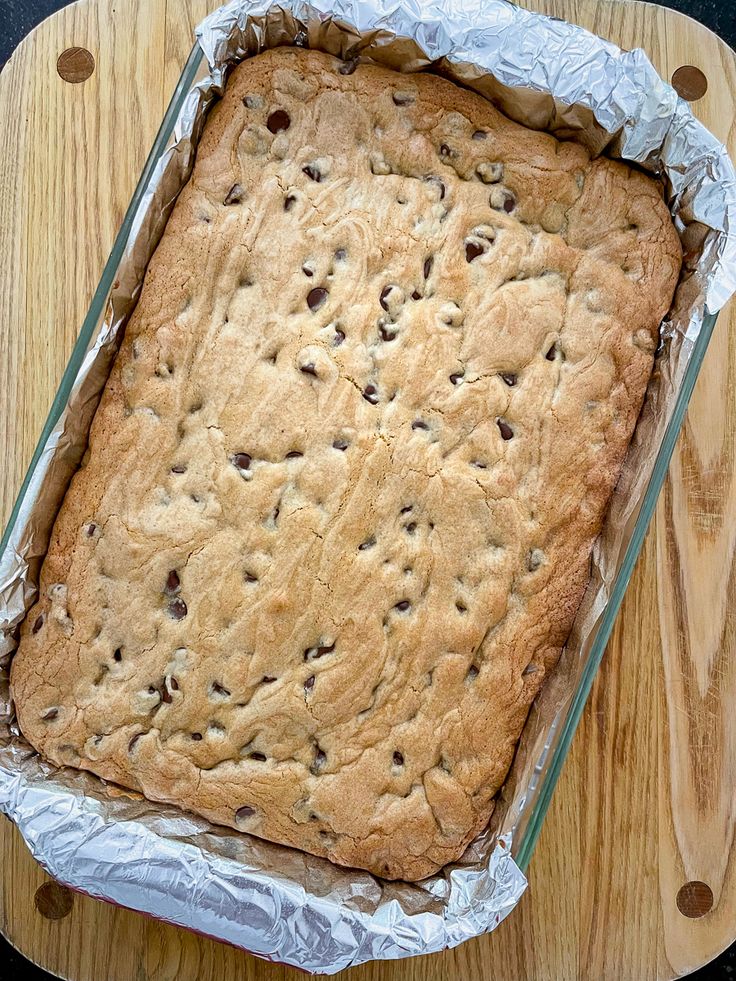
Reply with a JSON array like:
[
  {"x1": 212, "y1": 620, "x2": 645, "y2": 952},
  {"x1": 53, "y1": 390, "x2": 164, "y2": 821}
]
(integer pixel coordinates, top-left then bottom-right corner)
[{"x1": 1, "y1": 0, "x2": 734, "y2": 979}]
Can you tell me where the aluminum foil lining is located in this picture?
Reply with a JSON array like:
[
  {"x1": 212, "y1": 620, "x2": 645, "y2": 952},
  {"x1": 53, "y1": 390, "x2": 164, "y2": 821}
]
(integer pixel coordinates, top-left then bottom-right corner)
[{"x1": 1, "y1": 0, "x2": 735, "y2": 973}]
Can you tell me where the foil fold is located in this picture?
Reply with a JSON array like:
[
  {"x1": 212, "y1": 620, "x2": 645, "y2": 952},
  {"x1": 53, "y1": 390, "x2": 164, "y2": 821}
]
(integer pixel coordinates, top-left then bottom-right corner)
[{"x1": 1, "y1": 0, "x2": 735, "y2": 972}]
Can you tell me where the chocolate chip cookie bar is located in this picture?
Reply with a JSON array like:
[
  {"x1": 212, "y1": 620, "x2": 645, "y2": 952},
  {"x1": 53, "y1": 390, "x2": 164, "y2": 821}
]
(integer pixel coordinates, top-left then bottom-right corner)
[{"x1": 11, "y1": 48, "x2": 681, "y2": 880}]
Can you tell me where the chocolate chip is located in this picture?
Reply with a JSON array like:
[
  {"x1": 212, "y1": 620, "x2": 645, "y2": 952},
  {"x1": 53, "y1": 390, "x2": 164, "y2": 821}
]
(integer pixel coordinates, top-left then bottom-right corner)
[
  {"x1": 113, "y1": 647, "x2": 122, "y2": 662},
  {"x1": 311, "y1": 746, "x2": 327, "y2": 773},
  {"x1": 411, "y1": 290, "x2": 421, "y2": 301},
  {"x1": 304, "y1": 675, "x2": 315, "y2": 693},
  {"x1": 171, "y1": 464, "x2": 187, "y2": 474},
  {"x1": 304, "y1": 641, "x2": 336, "y2": 662},
  {"x1": 223, "y1": 183, "x2": 244, "y2": 206},
  {"x1": 86, "y1": 523, "x2": 97, "y2": 537},
  {"x1": 41, "y1": 707, "x2": 58, "y2": 721},
  {"x1": 394, "y1": 600, "x2": 411, "y2": 612},
  {"x1": 302, "y1": 265, "x2": 314, "y2": 278},
  {"x1": 333, "y1": 328, "x2": 345, "y2": 346},
  {"x1": 267, "y1": 109, "x2": 290, "y2": 133},
  {"x1": 405, "y1": 522, "x2": 416, "y2": 534},
  {"x1": 400, "y1": 506, "x2": 413, "y2": 514},
  {"x1": 450, "y1": 372, "x2": 464, "y2": 385},
  {"x1": 169, "y1": 676, "x2": 179, "y2": 690},
  {"x1": 379, "y1": 285, "x2": 393, "y2": 311},
  {"x1": 236, "y1": 805, "x2": 255, "y2": 820},
  {"x1": 358, "y1": 537, "x2": 375, "y2": 551},
  {"x1": 423, "y1": 256, "x2": 433, "y2": 279},
  {"x1": 362, "y1": 384, "x2": 379, "y2": 405},
  {"x1": 332, "y1": 438, "x2": 349, "y2": 451},
  {"x1": 32, "y1": 615, "x2": 44, "y2": 634},
  {"x1": 412, "y1": 420, "x2": 429, "y2": 430},
  {"x1": 261, "y1": 675, "x2": 277, "y2": 684},
  {"x1": 439, "y1": 143, "x2": 453, "y2": 158},
  {"x1": 128, "y1": 733, "x2": 142, "y2": 752},
  {"x1": 244, "y1": 571, "x2": 258, "y2": 583},
  {"x1": 392, "y1": 92, "x2": 414, "y2": 106},
  {"x1": 424, "y1": 175, "x2": 445, "y2": 200},
  {"x1": 545, "y1": 343, "x2": 558, "y2": 361},
  {"x1": 466, "y1": 664, "x2": 479, "y2": 681},
  {"x1": 300, "y1": 363, "x2": 318, "y2": 377},
  {"x1": 339, "y1": 58, "x2": 358, "y2": 75},
  {"x1": 286, "y1": 450, "x2": 303, "y2": 459},
  {"x1": 472, "y1": 130, "x2": 487, "y2": 140},
  {"x1": 161, "y1": 680, "x2": 172, "y2": 703},
  {"x1": 334, "y1": 248, "x2": 347, "y2": 261},
  {"x1": 302, "y1": 164, "x2": 321, "y2": 182},
  {"x1": 465, "y1": 241, "x2": 485, "y2": 263},
  {"x1": 233, "y1": 452, "x2": 252, "y2": 471},
  {"x1": 307, "y1": 287, "x2": 328, "y2": 311},
  {"x1": 249, "y1": 751, "x2": 267, "y2": 761},
  {"x1": 393, "y1": 751, "x2": 404, "y2": 766},
  {"x1": 456, "y1": 601, "x2": 467, "y2": 613},
  {"x1": 168, "y1": 598, "x2": 187, "y2": 620},
  {"x1": 500, "y1": 372, "x2": 517, "y2": 386},
  {"x1": 379, "y1": 323, "x2": 397, "y2": 342},
  {"x1": 191, "y1": 732, "x2": 202, "y2": 741},
  {"x1": 503, "y1": 193, "x2": 516, "y2": 213},
  {"x1": 165, "y1": 570, "x2": 180, "y2": 595},
  {"x1": 497, "y1": 419, "x2": 514, "y2": 441},
  {"x1": 284, "y1": 194, "x2": 296, "y2": 211}
]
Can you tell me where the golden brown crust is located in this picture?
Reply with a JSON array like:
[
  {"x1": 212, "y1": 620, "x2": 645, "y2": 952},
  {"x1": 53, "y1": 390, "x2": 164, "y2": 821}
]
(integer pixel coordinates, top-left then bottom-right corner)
[{"x1": 10, "y1": 49, "x2": 680, "y2": 880}]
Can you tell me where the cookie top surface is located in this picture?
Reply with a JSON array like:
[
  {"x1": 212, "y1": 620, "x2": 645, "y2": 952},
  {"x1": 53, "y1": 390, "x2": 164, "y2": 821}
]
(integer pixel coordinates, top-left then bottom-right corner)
[{"x1": 11, "y1": 48, "x2": 680, "y2": 880}]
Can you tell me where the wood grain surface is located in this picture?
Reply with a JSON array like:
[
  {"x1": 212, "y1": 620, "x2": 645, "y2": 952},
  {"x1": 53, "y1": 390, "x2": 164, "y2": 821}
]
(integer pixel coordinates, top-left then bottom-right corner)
[{"x1": 0, "y1": 0, "x2": 734, "y2": 978}]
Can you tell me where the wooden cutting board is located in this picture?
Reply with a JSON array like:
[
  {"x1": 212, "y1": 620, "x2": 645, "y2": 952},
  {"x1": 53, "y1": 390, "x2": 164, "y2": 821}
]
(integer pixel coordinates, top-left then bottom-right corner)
[{"x1": 0, "y1": 0, "x2": 734, "y2": 978}]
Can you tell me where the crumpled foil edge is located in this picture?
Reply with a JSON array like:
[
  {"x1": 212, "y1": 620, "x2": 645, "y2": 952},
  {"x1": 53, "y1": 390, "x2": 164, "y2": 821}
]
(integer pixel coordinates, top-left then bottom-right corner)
[{"x1": 1, "y1": 0, "x2": 734, "y2": 973}]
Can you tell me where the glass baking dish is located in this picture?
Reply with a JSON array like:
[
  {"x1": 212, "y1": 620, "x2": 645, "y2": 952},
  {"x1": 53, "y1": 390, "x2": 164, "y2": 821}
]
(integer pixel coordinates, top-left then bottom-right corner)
[{"x1": 0, "y1": 13, "x2": 726, "y2": 963}]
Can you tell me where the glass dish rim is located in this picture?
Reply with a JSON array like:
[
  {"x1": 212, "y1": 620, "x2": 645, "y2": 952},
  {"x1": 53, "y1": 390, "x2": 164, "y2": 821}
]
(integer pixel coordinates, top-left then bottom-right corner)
[
  {"x1": 0, "y1": 43, "x2": 203, "y2": 557},
  {"x1": 515, "y1": 303, "x2": 718, "y2": 869},
  {"x1": 0, "y1": 38, "x2": 720, "y2": 879}
]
